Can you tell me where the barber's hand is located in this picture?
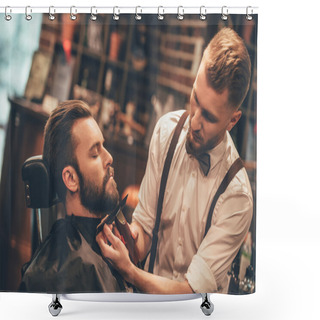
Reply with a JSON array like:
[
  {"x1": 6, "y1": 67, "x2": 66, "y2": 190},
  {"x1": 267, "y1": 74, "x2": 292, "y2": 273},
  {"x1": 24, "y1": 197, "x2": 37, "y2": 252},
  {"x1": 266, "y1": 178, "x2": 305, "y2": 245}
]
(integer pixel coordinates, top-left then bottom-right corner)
[
  {"x1": 96, "y1": 224, "x2": 134, "y2": 279},
  {"x1": 111, "y1": 222, "x2": 121, "y2": 240}
]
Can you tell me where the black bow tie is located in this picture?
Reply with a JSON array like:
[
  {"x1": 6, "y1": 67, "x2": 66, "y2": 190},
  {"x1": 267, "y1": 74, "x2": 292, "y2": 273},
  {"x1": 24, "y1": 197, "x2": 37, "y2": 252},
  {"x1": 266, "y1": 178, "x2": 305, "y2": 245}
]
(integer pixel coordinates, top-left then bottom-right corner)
[{"x1": 196, "y1": 153, "x2": 211, "y2": 176}]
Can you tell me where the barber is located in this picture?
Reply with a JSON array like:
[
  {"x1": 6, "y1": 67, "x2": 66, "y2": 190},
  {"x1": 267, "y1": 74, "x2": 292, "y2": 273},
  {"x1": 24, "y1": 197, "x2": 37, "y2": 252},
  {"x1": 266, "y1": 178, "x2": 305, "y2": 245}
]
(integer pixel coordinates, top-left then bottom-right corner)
[{"x1": 97, "y1": 27, "x2": 253, "y2": 294}]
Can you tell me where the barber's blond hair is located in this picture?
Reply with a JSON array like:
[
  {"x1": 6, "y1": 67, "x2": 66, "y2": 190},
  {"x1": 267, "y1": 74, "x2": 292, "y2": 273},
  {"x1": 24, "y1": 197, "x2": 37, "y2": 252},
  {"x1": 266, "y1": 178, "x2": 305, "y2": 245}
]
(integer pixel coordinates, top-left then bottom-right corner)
[{"x1": 204, "y1": 28, "x2": 251, "y2": 109}]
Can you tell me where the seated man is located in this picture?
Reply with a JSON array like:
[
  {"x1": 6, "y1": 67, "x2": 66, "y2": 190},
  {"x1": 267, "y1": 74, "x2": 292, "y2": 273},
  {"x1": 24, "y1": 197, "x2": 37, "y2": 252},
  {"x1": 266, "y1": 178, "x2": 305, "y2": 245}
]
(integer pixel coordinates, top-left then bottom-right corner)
[{"x1": 20, "y1": 100, "x2": 126, "y2": 293}]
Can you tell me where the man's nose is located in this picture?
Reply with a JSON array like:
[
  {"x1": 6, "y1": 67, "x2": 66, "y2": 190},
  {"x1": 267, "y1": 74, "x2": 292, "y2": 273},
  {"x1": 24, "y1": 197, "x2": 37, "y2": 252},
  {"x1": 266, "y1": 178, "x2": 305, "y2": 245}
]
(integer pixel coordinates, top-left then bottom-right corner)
[
  {"x1": 103, "y1": 147, "x2": 113, "y2": 168},
  {"x1": 191, "y1": 108, "x2": 202, "y2": 131}
]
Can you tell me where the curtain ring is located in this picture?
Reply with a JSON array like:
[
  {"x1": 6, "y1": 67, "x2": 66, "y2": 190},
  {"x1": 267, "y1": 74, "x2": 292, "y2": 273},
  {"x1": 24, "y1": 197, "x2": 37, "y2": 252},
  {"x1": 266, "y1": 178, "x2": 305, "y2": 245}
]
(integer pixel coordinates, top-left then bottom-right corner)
[
  {"x1": 4, "y1": 6, "x2": 12, "y2": 21},
  {"x1": 246, "y1": 6, "x2": 253, "y2": 21},
  {"x1": 70, "y1": 6, "x2": 77, "y2": 21},
  {"x1": 48, "y1": 6, "x2": 56, "y2": 21},
  {"x1": 90, "y1": 6, "x2": 97, "y2": 21},
  {"x1": 157, "y1": 6, "x2": 164, "y2": 21},
  {"x1": 135, "y1": 6, "x2": 142, "y2": 20},
  {"x1": 200, "y1": 6, "x2": 207, "y2": 20},
  {"x1": 177, "y1": 6, "x2": 184, "y2": 20},
  {"x1": 113, "y1": 6, "x2": 120, "y2": 20},
  {"x1": 221, "y1": 6, "x2": 228, "y2": 21},
  {"x1": 25, "y1": 6, "x2": 32, "y2": 21}
]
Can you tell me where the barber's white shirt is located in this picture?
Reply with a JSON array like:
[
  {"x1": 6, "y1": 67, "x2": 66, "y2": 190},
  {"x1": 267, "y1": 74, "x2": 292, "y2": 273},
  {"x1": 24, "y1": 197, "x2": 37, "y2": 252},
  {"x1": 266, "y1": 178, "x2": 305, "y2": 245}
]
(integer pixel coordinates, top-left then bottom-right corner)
[{"x1": 133, "y1": 110, "x2": 253, "y2": 293}]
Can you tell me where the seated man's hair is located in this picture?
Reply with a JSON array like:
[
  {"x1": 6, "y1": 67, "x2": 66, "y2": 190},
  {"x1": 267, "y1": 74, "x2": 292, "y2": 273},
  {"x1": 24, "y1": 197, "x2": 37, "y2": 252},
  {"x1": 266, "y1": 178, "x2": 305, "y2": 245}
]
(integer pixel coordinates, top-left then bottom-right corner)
[{"x1": 43, "y1": 100, "x2": 92, "y2": 202}]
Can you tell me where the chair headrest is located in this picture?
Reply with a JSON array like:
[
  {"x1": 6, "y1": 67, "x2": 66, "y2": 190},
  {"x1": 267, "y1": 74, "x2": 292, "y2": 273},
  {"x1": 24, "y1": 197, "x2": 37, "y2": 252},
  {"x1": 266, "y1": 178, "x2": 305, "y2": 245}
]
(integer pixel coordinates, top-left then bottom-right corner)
[{"x1": 21, "y1": 155, "x2": 59, "y2": 208}]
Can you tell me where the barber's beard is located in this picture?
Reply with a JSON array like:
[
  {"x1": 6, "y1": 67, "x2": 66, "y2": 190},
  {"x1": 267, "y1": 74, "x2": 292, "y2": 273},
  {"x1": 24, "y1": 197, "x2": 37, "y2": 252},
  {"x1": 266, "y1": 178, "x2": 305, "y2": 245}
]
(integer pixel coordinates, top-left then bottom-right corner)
[
  {"x1": 186, "y1": 127, "x2": 209, "y2": 156},
  {"x1": 77, "y1": 167, "x2": 119, "y2": 218}
]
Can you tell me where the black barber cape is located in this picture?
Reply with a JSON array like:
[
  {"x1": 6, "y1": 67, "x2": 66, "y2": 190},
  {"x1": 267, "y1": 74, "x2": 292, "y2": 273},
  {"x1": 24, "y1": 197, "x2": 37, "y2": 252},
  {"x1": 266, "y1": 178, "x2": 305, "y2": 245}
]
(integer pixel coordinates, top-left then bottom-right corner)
[{"x1": 19, "y1": 215, "x2": 126, "y2": 293}]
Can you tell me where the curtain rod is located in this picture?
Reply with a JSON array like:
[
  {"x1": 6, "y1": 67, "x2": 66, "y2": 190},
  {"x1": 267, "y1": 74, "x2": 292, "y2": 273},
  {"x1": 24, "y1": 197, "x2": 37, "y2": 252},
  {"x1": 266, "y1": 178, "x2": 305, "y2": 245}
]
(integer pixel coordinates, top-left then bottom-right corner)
[{"x1": 0, "y1": 6, "x2": 259, "y2": 16}]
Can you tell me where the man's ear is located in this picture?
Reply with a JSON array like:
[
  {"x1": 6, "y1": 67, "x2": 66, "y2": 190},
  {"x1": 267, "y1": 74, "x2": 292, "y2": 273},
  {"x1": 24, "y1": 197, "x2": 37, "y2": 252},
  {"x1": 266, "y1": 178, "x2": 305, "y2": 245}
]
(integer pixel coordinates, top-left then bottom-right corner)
[
  {"x1": 62, "y1": 166, "x2": 79, "y2": 193},
  {"x1": 227, "y1": 109, "x2": 242, "y2": 132}
]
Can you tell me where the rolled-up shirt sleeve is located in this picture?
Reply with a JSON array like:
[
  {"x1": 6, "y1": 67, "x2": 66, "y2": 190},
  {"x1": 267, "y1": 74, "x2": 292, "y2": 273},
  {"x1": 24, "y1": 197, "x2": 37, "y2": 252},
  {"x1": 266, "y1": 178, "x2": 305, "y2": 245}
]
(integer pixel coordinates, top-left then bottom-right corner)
[{"x1": 186, "y1": 187, "x2": 253, "y2": 293}]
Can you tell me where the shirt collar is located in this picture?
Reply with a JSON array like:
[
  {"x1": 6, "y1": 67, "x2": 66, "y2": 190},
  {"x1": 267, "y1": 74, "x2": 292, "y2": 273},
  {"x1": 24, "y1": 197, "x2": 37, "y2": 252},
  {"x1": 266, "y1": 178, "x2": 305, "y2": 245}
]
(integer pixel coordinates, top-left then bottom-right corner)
[{"x1": 207, "y1": 131, "x2": 228, "y2": 172}]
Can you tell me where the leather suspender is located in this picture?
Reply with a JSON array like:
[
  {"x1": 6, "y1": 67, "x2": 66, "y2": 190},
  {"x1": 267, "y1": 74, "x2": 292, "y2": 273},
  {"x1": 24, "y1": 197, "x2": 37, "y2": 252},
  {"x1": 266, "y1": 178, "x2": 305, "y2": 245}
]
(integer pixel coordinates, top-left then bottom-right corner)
[
  {"x1": 148, "y1": 110, "x2": 189, "y2": 273},
  {"x1": 148, "y1": 110, "x2": 244, "y2": 273},
  {"x1": 203, "y1": 157, "x2": 244, "y2": 238}
]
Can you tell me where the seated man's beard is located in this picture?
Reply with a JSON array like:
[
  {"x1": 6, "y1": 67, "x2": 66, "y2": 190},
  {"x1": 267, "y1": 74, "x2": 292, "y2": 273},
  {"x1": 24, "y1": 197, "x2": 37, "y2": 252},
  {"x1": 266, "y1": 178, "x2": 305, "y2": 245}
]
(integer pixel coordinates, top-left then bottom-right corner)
[{"x1": 77, "y1": 167, "x2": 119, "y2": 218}]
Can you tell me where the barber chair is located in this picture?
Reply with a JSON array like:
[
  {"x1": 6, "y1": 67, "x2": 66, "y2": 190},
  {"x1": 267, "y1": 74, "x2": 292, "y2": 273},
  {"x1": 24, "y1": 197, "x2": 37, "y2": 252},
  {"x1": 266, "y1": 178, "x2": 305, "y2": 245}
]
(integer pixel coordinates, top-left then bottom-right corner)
[
  {"x1": 21, "y1": 155, "x2": 213, "y2": 317},
  {"x1": 22, "y1": 155, "x2": 62, "y2": 316},
  {"x1": 22, "y1": 155, "x2": 59, "y2": 251}
]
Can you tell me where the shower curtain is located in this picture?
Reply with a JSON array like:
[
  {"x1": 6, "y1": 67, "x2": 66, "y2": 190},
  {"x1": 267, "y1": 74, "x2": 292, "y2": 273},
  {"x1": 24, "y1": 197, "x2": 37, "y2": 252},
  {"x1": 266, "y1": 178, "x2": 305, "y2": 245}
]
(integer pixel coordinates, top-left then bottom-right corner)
[{"x1": 0, "y1": 8, "x2": 257, "y2": 296}]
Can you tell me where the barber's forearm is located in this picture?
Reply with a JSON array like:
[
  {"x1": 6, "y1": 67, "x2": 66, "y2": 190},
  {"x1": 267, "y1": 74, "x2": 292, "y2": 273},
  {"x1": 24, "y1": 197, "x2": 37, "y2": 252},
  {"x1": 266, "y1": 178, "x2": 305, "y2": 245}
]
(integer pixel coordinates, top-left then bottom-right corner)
[
  {"x1": 124, "y1": 264, "x2": 194, "y2": 294},
  {"x1": 131, "y1": 220, "x2": 151, "y2": 261},
  {"x1": 97, "y1": 224, "x2": 193, "y2": 294}
]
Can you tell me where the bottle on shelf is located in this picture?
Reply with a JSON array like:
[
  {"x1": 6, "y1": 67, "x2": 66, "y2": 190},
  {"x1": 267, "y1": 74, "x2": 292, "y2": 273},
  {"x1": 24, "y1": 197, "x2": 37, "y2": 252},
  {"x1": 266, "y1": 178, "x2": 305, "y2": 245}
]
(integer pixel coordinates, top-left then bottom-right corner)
[
  {"x1": 239, "y1": 231, "x2": 252, "y2": 281},
  {"x1": 239, "y1": 265, "x2": 255, "y2": 294},
  {"x1": 228, "y1": 261, "x2": 240, "y2": 294},
  {"x1": 109, "y1": 28, "x2": 121, "y2": 62}
]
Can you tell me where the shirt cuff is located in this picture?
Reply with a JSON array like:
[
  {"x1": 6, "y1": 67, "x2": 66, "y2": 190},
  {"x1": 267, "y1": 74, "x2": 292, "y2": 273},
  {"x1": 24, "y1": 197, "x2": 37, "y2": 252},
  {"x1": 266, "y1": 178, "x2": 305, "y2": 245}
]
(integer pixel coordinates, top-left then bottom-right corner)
[{"x1": 185, "y1": 254, "x2": 218, "y2": 293}]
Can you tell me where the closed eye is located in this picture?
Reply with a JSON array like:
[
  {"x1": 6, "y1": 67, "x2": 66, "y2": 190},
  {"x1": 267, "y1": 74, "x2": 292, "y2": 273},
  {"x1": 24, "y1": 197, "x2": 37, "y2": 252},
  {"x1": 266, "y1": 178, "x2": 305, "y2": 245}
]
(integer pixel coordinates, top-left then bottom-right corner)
[
  {"x1": 193, "y1": 89, "x2": 217, "y2": 123},
  {"x1": 202, "y1": 110, "x2": 217, "y2": 123},
  {"x1": 89, "y1": 141, "x2": 104, "y2": 158}
]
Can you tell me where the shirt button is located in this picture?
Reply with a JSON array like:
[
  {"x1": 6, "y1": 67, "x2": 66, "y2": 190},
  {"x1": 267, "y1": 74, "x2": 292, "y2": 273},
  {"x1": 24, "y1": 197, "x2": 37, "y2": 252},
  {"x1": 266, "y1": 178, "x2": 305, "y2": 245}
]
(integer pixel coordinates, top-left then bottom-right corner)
[{"x1": 178, "y1": 237, "x2": 182, "y2": 246}]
